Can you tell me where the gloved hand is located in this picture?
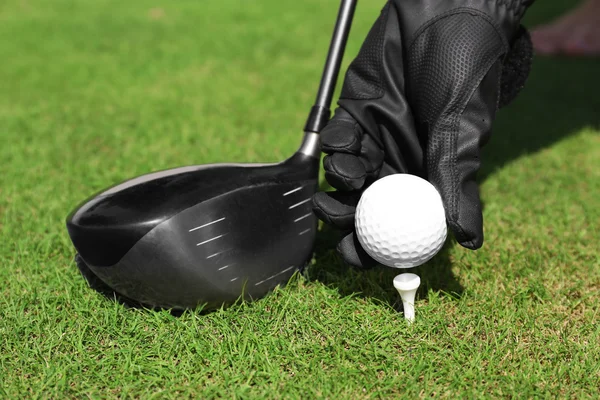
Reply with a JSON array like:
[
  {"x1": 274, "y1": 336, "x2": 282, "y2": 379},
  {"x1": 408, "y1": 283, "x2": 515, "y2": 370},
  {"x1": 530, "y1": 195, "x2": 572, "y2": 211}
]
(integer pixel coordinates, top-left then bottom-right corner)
[{"x1": 312, "y1": 0, "x2": 535, "y2": 268}]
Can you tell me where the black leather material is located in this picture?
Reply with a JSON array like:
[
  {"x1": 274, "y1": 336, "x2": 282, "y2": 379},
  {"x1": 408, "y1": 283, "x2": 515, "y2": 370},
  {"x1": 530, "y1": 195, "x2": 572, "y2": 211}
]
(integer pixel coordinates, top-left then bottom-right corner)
[
  {"x1": 313, "y1": 0, "x2": 534, "y2": 268},
  {"x1": 337, "y1": 232, "x2": 379, "y2": 269},
  {"x1": 313, "y1": 190, "x2": 360, "y2": 230}
]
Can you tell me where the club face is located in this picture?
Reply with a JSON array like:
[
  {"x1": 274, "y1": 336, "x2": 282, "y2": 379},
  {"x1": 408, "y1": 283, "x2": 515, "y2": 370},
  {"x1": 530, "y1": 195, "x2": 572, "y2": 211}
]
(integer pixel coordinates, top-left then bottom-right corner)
[{"x1": 68, "y1": 152, "x2": 320, "y2": 309}]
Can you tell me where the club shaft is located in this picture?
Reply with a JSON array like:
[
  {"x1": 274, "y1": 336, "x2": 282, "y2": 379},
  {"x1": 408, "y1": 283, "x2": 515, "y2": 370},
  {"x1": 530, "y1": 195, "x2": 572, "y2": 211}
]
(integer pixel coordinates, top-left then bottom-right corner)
[
  {"x1": 304, "y1": 0, "x2": 357, "y2": 133},
  {"x1": 316, "y1": 0, "x2": 357, "y2": 109}
]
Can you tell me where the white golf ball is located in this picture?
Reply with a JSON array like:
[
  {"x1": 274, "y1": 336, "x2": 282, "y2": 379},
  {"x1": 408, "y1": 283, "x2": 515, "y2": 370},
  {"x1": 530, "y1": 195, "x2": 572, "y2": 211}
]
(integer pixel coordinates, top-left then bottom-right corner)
[{"x1": 355, "y1": 174, "x2": 447, "y2": 268}]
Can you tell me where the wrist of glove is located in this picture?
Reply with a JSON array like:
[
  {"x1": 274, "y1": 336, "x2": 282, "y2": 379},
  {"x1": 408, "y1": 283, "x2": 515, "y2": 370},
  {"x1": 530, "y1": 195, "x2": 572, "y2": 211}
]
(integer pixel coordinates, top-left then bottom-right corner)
[{"x1": 312, "y1": 0, "x2": 535, "y2": 269}]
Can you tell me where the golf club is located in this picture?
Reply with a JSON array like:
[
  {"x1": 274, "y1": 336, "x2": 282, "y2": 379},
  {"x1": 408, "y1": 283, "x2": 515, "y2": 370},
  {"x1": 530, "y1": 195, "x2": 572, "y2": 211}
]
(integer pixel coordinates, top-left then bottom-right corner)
[{"x1": 66, "y1": 0, "x2": 357, "y2": 310}]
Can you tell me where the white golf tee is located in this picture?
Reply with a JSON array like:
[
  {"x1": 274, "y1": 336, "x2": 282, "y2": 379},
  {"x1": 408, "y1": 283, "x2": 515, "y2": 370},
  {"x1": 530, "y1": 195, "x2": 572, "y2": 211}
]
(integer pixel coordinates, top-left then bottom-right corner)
[{"x1": 393, "y1": 273, "x2": 421, "y2": 323}]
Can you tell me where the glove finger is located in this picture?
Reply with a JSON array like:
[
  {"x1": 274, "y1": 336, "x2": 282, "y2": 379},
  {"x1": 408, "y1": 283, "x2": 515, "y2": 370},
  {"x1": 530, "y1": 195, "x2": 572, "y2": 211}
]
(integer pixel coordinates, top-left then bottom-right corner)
[
  {"x1": 430, "y1": 64, "x2": 502, "y2": 250},
  {"x1": 320, "y1": 108, "x2": 363, "y2": 155},
  {"x1": 359, "y1": 134, "x2": 386, "y2": 182},
  {"x1": 337, "y1": 232, "x2": 378, "y2": 270},
  {"x1": 323, "y1": 153, "x2": 367, "y2": 191},
  {"x1": 312, "y1": 191, "x2": 360, "y2": 231}
]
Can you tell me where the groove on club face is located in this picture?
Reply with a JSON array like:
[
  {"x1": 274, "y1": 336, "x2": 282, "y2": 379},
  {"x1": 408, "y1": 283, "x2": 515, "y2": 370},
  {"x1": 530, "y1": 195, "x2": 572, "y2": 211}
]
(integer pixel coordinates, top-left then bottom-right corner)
[
  {"x1": 206, "y1": 249, "x2": 231, "y2": 259},
  {"x1": 294, "y1": 213, "x2": 313, "y2": 223},
  {"x1": 283, "y1": 186, "x2": 304, "y2": 196},
  {"x1": 189, "y1": 217, "x2": 226, "y2": 232},
  {"x1": 289, "y1": 198, "x2": 313, "y2": 209},
  {"x1": 196, "y1": 234, "x2": 227, "y2": 247},
  {"x1": 255, "y1": 266, "x2": 296, "y2": 286}
]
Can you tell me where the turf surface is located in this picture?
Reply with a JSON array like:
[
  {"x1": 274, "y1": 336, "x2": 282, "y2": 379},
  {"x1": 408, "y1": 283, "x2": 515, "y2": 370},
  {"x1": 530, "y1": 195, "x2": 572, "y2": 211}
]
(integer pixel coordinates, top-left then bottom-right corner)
[{"x1": 1, "y1": 0, "x2": 599, "y2": 397}]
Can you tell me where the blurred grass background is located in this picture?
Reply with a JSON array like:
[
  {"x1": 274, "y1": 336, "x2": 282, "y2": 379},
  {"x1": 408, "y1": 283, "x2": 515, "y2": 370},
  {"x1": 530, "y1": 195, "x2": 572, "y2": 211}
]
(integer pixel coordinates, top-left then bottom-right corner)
[{"x1": 1, "y1": 0, "x2": 598, "y2": 397}]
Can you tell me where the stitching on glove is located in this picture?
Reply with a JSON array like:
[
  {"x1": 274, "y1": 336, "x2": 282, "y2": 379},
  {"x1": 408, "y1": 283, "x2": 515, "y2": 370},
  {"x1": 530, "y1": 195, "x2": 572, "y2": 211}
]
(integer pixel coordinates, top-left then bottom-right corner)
[
  {"x1": 353, "y1": 121, "x2": 363, "y2": 138},
  {"x1": 407, "y1": 8, "x2": 508, "y2": 50}
]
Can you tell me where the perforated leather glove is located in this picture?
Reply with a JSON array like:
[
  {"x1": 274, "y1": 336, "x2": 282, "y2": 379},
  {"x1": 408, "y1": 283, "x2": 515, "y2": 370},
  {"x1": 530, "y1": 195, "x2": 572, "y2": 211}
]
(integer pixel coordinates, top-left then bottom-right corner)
[{"x1": 312, "y1": 0, "x2": 535, "y2": 268}]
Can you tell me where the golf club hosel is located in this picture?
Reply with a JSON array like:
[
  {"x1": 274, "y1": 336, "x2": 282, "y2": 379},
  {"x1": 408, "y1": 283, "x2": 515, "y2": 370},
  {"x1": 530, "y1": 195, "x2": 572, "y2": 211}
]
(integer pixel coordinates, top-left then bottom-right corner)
[
  {"x1": 298, "y1": 131, "x2": 320, "y2": 158},
  {"x1": 304, "y1": 105, "x2": 331, "y2": 134}
]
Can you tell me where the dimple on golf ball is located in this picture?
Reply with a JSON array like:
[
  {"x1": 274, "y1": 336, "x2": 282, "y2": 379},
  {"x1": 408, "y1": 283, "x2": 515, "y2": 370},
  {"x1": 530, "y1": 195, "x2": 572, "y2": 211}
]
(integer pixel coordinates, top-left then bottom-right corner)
[{"x1": 355, "y1": 174, "x2": 447, "y2": 268}]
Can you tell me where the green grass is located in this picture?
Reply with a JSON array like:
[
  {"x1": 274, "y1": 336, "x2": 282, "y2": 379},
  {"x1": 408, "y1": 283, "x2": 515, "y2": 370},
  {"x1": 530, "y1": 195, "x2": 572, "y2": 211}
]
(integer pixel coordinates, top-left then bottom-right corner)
[{"x1": 1, "y1": 0, "x2": 599, "y2": 397}]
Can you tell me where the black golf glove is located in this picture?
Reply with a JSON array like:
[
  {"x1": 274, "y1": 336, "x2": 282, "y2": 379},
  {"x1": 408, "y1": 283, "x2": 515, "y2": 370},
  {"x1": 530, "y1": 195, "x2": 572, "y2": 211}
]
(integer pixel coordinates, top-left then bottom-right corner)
[{"x1": 313, "y1": 0, "x2": 535, "y2": 268}]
